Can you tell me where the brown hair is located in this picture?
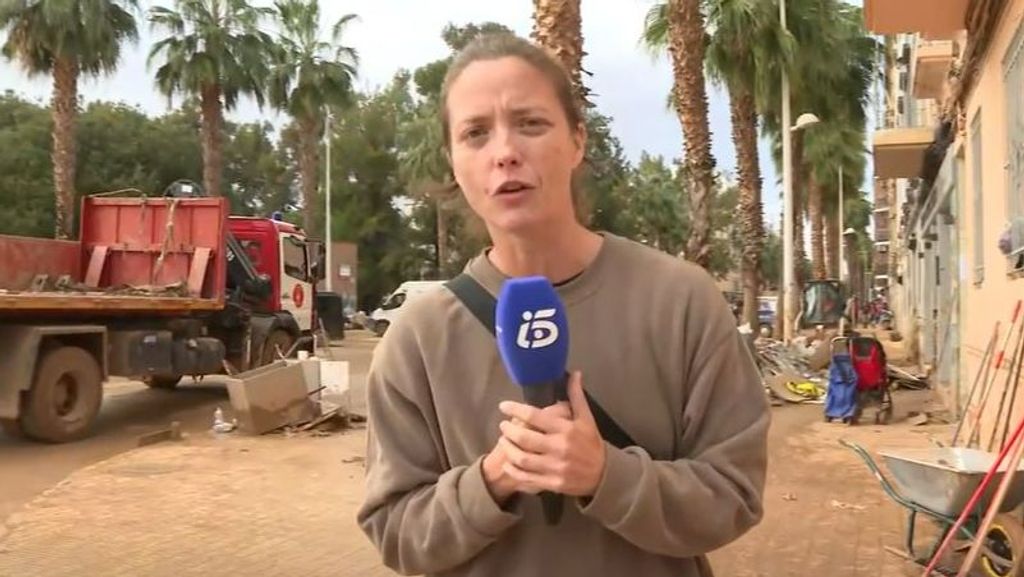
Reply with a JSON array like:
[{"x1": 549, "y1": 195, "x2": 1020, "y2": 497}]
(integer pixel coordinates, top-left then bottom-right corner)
[
  {"x1": 440, "y1": 33, "x2": 583, "y2": 150},
  {"x1": 439, "y1": 32, "x2": 591, "y2": 223}
]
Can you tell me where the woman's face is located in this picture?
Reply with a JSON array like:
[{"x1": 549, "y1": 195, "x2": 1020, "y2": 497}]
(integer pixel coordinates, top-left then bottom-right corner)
[{"x1": 445, "y1": 56, "x2": 585, "y2": 236}]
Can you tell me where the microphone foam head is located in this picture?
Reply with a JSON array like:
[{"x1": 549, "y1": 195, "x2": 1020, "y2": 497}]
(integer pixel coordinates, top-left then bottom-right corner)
[{"x1": 495, "y1": 276, "x2": 569, "y2": 387}]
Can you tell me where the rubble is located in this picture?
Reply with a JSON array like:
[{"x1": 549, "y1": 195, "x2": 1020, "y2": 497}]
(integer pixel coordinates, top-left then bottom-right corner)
[{"x1": 753, "y1": 337, "x2": 829, "y2": 403}]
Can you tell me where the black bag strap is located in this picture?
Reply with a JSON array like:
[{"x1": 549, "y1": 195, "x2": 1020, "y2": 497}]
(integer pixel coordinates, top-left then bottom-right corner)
[{"x1": 445, "y1": 273, "x2": 638, "y2": 450}]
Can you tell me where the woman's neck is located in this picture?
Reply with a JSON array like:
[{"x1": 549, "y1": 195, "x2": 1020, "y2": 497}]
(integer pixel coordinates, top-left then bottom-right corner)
[{"x1": 487, "y1": 221, "x2": 603, "y2": 283}]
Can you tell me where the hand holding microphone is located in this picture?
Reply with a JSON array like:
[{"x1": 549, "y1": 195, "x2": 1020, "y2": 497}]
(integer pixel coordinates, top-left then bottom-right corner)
[{"x1": 488, "y1": 276, "x2": 606, "y2": 524}]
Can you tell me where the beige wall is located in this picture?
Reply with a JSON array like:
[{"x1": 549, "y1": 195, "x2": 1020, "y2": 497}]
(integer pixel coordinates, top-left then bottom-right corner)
[{"x1": 958, "y1": 0, "x2": 1024, "y2": 448}]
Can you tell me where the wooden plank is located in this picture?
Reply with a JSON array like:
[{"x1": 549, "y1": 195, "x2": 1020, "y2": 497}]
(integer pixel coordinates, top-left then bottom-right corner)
[
  {"x1": 84, "y1": 245, "x2": 109, "y2": 288},
  {"x1": 187, "y1": 247, "x2": 212, "y2": 296}
]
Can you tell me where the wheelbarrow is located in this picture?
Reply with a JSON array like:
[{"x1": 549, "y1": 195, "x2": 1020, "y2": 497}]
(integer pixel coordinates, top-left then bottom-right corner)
[{"x1": 841, "y1": 439, "x2": 1024, "y2": 576}]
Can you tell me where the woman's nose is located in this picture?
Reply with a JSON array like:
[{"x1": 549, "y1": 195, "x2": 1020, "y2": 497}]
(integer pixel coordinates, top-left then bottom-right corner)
[{"x1": 493, "y1": 128, "x2": 522, "y2": 168}]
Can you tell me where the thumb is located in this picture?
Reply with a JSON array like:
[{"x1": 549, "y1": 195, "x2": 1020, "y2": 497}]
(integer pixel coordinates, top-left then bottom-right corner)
[{"x1": 566, "y1": 371, "x2": 595, "y2": 423}]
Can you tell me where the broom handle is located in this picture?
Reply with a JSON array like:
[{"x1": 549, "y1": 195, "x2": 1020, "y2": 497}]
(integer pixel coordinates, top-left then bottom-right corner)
[
  {"x1": 956, "y1": 420, "x2": 1024, "y2": 576},
  {"x1": 922, "y1": 407, "x2": 1024, "y2": 576},
  {"x1": 968, "y1": 300, "x2": 1022, "y2": 447},
  {"x1": 951, "y1": 322, "x2": 999, "y2": 447}
]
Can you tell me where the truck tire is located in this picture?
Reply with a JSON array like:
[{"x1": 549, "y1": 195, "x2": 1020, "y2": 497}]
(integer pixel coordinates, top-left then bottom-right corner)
[
  {"x1": 22, "y1": 346, "x2": 103, "y2": 443},
  {"x1": 143, "y1": 375, "x2": 182, "y2": 390},
  {"x1": 374, "y1": 320, "x2": 390, "y2": 338},
  {"x1": 261, "y1": 330, "x2": 293, "y2": 366}
]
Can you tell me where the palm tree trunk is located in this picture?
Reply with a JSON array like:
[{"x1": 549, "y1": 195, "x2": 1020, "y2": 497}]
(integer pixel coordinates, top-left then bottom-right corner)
[
  {"x1": 808, "y1": 174, "x2": 826, "y2": 280},
  {"x1": 730, "y1": 88, "x2": 763, "y2": 329},
  {"x1": 792, "y1": 132, "x2": 807, "y2": 294},
  {"x1": 667, "y1": 0, "x2": 715, "y2": 269},
  {"x1": 826, "y1": 208, "x2": 840, "y2": 279},
  {"x1": 531, "y1": 0, "x2": 587, "y2": 110},
  {"x1": 51, "y1": 56, "x2": 79, "y2": 240},
  {"x1": 298, "y1": 117, "x2": 320, "y2": 235},
  {"x1": 199, "y1": 84, "x2": 224, "y2": 197}
]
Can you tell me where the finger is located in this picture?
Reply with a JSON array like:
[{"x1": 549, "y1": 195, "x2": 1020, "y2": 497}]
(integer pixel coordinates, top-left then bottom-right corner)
[
  {"x1": 501, "y1": 462, "x2": 553, "y2": 494},
  {"x1": 499, "y1": 401, "x2": 569, "y2": 433},
  {"x1": 500, "y1": 419, "x2": 553, "y2": 455},
  {"x1": 499, "y1": 434, "x2": 556, "y2": 475},
  {"x1": 566, "y1": 371, "x2": 596, "y2": 424}
]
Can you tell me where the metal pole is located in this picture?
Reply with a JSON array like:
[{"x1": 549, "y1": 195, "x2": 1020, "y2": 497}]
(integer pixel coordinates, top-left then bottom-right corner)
[
  {"x1": 324, "y1": 110, "x2": 333, "y2": 293},
  {"x1": 781, "y1": 0, "x2": 795, "y2": 342},
  {"x1": 839, "y1": 165, "x2": 845, "y2": 284},
  {"x1": 838, "y1": 166, "x2": 845, "y2": 334}
]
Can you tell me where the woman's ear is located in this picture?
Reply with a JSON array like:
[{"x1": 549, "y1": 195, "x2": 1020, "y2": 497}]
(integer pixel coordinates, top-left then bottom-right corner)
[{"x1": 572, "y1": 122, "x2": 587, "y2": 168}]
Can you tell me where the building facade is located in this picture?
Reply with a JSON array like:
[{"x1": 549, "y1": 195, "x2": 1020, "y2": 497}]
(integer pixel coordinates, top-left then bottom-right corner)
[{"x1": 866, "y1": 0, "x2": 1024, "y2": 440}]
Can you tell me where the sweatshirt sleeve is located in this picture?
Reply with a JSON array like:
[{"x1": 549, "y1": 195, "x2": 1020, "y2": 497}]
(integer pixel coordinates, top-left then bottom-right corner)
[
  {"x1": 355, "y1": 318, "x2": 523, "y2": 575},
  {"x1": 578, "y1": 300, "x2": 769, "y2": 558}
]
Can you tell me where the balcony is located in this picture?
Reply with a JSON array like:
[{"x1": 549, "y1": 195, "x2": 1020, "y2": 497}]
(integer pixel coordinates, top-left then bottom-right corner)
[
  {"x1": 873, "y1": 127, "x2": 935, "y2": 179},
  {"x1": 864, "y1": 0, "x2": 969, "y2": 37},
  {"x1": 913, "y1": 40, "x2": 955, "y2": 100}
]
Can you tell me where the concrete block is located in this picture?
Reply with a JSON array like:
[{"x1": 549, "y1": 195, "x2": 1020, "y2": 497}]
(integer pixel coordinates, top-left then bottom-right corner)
[{"x1": 224, "y1": 361, "x2": 316, "y2": 435}]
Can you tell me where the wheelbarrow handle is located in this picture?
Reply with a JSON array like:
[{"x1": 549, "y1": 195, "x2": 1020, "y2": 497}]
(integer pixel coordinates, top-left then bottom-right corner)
[{"x1": 839, "y1": 439, "x2": 919, "y2": 512}]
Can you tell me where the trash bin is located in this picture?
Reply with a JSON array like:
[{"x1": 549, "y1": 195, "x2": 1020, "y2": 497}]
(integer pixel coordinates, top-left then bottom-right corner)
[{"x1": 316, "y1": 291, "x2": 346, "y2": 341}]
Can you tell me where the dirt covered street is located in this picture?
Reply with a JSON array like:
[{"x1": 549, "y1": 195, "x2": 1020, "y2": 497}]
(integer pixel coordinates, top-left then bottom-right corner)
[{"x1": 1, "y1": 371, "x2": 953, "y2": 577}]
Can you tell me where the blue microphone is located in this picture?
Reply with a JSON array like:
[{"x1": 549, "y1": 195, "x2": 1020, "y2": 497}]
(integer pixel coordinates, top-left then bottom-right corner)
[{"x1": 495, "y1": 276, "x2": 570, "y2": 525}]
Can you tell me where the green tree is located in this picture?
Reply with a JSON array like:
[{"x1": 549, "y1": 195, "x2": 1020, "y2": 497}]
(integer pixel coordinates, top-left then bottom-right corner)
[
  {"x1": 0, "y1": 0, "x2": 139, "y2": 238},
  {"x1": 223, "y1": 120, "x2": 293, "y2": 216},
  {"x1": 0, "y1": 91, "x2": 53, "y2": 236},
  {"x1": 76, "y1": 101, "x2": 159, "y2": 196},
  {"x1": 148, "y1": 0, "x2": 275, "y2": 199},
  {"x1": 268, "y1": 0, "x2": 358, "y2": 235}
]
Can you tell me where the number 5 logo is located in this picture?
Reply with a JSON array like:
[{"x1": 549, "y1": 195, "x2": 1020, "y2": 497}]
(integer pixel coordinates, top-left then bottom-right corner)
[{"x1": 516, "y1": 309, "x2": 559, "y2": 349}]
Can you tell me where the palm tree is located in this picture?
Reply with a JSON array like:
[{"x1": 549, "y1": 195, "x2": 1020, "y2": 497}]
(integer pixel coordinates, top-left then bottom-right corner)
[
  {"x1": 531, "y1": 0, "x2": 589, "y2": 110},
  {"x1": 268, "y1": 0, "x2": 358, "y2": 235},
  {"x1": 641, "y1": 0, "x2": 716, "y2": 269},
  {"x1": 0, "y1": 0, "x2": 139, "y2": 238},
  {"x1": 645, "y1": 0, "x2": 788, "y2": 326},
  {"x1": 762, "y1": 0, "x2": 877, "y2": 284},
  {"x1": 148, "y1": 0, "x2": 274, "y2": 199},
  {"x1": 397, "y1": 101, "x2": 458, "y2": 277}
]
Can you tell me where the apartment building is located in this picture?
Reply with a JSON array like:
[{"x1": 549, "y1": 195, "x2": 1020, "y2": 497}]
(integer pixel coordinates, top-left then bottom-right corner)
[{"x1": 866, "y1": 0, "x2": 1024, "y2": 436}]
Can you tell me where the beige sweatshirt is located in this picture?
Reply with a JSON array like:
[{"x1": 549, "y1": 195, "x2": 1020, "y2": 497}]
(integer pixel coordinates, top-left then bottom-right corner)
[{"x1": 357, "y1": 233, "x2": 770, "y2": 577}]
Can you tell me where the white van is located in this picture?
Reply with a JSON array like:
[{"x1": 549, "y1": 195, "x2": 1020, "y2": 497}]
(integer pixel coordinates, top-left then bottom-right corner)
[{"x1": 369, "y1": 280, "x2": 447, "y2": 336}]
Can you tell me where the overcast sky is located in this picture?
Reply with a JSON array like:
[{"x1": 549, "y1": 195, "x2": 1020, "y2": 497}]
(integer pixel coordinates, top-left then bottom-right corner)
[{"x1": 0, "y1": 0, "x2": 873, "y2": 232}]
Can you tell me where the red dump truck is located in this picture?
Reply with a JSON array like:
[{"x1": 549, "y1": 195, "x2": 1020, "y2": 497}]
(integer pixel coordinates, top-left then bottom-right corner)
[{"x1": 0, "y1": 193, "x2": 324, "y2": 443}]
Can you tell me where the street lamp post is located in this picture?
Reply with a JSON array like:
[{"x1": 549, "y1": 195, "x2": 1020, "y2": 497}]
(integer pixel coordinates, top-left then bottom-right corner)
[
  {"x1": 838, "y1": 165, "x2": 844, "y2": 284},
  {"x1": 780, "y1": 0, "x2": 794, "y2": 343},
  {"x1": 324, "y1": 110, "x2": 333, "y2": 293}
]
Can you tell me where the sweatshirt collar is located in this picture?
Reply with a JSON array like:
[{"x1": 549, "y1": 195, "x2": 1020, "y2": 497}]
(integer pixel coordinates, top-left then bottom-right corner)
[{"x1": 464, "y1": 232, "x2": 618, "y2": 307}]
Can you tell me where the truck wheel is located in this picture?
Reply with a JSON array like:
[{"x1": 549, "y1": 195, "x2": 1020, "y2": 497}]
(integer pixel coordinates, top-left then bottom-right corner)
[
  {"x1": 22, "y1": 346, "x2": 103, "y2": 443},
  {"x1": 143, "y1": 375, "x2": 182, "y2": 390},
  {"x1": 374, "y1": 320, "x2": 390, "y2": 338},
  {"x1": 261, "y1": 330, "x2": 293, "y2": 366}
]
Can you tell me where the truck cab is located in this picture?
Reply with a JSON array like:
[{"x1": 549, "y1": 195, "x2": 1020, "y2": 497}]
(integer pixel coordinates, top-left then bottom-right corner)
[{"x1": 228, "y1": 216, "x2": 319, "y2": 334}]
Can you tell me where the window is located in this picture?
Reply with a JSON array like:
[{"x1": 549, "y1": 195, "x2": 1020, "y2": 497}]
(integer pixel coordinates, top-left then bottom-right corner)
[
  {"x1": 1004, "y1": 21, "x2": 1024, "y2": 220},
  {"x1": 282, "y1": 236, "x2": 308, "y2": 281},
  {"x1": 972, "y1": 110, "x2": 984, "y2": 285}
]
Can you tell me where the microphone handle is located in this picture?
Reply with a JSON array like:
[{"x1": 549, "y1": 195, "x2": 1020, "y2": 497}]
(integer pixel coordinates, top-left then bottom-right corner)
[{"x1": 521, "y1": 372, "x2": 570, "y2": 526}]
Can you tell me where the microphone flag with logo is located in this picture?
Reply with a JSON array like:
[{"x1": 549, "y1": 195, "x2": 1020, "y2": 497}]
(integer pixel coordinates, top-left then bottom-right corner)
[{"x1": 495, "y1": 276, "x2": 570, "y2": 525}]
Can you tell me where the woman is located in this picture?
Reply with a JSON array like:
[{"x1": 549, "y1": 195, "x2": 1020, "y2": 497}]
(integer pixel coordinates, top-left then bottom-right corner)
[{"x1": 357, "y1": 33, "x2": 769, "y2": 577}]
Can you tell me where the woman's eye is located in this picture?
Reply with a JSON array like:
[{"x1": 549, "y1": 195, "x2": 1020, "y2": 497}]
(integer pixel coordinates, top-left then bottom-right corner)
[
  {"x1": 462, "y1": 126, "x2": 487, "y2": 142},
  {"x1": 520, "y1": 117, "x2": 548, "y2": 131}
]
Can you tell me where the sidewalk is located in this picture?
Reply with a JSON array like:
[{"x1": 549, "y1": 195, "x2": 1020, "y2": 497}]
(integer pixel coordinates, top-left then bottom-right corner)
[
  {"x1": 0, "y1": 428, "x2": 392, "y2": 577},
  {"x1": 0, "y1": 393, "x2": 950, "y2": 577}
]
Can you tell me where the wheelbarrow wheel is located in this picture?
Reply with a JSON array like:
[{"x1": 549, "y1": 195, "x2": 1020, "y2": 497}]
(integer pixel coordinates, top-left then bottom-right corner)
[{"x1": 979, "y1": 514, "x2": 1024, "y2": 577}]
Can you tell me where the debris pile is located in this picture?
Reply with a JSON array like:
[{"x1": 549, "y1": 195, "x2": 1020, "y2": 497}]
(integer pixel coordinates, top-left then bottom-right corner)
[{"x1": 753, "y1": 337, "x2": 829, "y2": 404}]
